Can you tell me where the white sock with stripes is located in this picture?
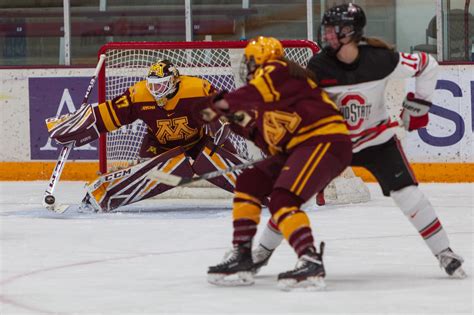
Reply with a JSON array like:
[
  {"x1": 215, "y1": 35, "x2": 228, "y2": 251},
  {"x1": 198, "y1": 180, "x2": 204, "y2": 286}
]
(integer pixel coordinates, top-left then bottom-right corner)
[
  {"x1": 391, "y1": 185, "x2": 449, "y2": 255},
  {"x1": 258, "y1": 219, "x2": 284, "y2": 251}
]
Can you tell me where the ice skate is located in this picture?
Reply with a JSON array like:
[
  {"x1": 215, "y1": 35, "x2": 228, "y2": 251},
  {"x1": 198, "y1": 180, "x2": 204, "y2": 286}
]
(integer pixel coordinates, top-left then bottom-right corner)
[
  {"x1": 277, "y1": 242, "x2": 326, "y2": 291},
  {"x1": 252, "y1": 244, "x2": 274, "y2": 274},
  {"x1": 436, "y1": 248, "x2": 467, "y2": 279},
  {"x1": 207, "y1": 242, "x2": 255, "y2": 286}
]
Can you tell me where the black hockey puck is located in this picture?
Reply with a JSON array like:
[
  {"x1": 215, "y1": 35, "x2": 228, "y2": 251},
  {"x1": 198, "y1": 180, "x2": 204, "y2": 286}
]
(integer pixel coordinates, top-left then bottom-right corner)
[{"x1": 44, "y1": 195, "x2": 56, "y2": 205}]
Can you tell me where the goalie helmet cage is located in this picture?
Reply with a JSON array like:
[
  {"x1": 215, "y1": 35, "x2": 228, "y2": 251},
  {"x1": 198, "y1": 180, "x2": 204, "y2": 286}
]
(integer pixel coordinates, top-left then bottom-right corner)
[{"x1": 97, "y1": 40, "x2": 370, "y2": 203}]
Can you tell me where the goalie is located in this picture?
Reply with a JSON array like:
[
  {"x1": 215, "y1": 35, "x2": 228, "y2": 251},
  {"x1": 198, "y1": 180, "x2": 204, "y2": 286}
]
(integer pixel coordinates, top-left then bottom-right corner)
[{"x1": 46, "y1": 59, "x2": 245, "y2": 212}]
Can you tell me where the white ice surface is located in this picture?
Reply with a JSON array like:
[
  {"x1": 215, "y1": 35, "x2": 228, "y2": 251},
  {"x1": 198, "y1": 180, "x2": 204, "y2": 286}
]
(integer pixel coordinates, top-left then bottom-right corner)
[{"x1": 0, "y1": 181, "x2": 472, "y2": 315}]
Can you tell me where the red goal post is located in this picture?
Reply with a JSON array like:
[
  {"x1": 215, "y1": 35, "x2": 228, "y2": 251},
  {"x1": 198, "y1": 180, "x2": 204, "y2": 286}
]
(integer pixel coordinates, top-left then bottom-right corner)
[{"x1": 97, "y1": 40, "x2": 320, "y2": 174}]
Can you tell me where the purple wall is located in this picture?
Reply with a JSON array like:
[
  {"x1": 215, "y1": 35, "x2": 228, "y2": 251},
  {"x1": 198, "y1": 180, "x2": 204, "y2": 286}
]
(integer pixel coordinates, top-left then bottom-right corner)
[{"x1": 29, "y1": 77, "x2": 99, "y2": 160}]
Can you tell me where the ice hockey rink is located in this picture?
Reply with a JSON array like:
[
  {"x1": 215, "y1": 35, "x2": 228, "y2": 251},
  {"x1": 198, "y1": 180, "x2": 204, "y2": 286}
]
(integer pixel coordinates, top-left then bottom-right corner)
[{"x1": 0, "y1": 181, "x2": 472, "y2": 314}]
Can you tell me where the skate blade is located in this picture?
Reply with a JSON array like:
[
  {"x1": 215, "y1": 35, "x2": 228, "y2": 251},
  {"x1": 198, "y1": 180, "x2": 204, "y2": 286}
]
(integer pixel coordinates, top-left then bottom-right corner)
[
  {"x1": 277, "y1": 276, "x2": 326, "y2": 292},
  {"x1": 207, "y1": 271, "x2": 254, "y2": 286},
  {"x1": 450, "y1": 266, "x2": 467, "y2": 279}
]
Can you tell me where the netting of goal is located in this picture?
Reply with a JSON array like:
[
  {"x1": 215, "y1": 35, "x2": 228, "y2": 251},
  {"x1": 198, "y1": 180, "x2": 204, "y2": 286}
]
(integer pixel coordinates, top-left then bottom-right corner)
[{"x1": 97, "y1": 40, "x2": 370, "y2": 203}]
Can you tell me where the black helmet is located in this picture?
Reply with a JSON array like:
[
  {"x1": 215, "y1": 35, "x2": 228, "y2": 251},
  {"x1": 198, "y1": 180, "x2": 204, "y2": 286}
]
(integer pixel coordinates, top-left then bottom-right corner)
[{"x1": 322, "y1": 3, "x2": 366, "y2": 41}]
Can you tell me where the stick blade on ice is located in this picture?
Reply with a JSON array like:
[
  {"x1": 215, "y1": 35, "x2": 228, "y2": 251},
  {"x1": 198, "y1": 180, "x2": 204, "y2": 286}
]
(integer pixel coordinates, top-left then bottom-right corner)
[{"x1": 148, "y1": 170, "x2": 183, "y2": 186}]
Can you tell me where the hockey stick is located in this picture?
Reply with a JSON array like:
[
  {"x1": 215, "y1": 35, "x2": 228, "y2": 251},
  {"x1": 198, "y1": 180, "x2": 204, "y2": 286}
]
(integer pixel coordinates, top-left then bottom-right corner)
[
  {"x1": 148, "y1": 156, "x2": 265, "y2": 187},
  {"x1": 208, "y1": 121, "x2": 232, "y2": 156},
  {"x1": 42, "y1": 54, "x2": 106, "y2": 213}
]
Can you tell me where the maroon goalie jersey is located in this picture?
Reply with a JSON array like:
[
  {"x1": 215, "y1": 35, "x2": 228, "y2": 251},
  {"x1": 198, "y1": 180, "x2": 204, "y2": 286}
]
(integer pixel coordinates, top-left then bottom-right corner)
[
  {"x1": 95, "y1": 76, "x2": 215, "y2": 152},
  {"x1": 223, "y1": 60, "x2": 349, "y2": 155}
]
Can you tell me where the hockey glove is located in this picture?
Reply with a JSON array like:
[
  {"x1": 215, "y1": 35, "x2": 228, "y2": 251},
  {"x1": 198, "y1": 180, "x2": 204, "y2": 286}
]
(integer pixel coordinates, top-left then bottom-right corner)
[
  {"x1": 47, "y1": 104, "x2": 100, "y2": 147},
  {"x1": 400, "y1": 92, "x2": 431, "y2": 131},
  {"x1": 227, "y1": 111, "x2": 253, "y2": 128},
  {"x1": 198, "y1": 91, "x2": 229, "y2": 123}
]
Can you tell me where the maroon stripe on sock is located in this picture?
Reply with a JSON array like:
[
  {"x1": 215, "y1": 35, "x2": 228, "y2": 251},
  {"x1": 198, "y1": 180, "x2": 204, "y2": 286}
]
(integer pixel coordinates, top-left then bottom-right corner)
[
  {"x1": 288, "y1": 227, "x2": 315, "y2": 257},
  {"x1": 276, "y1": 209, "x2": 303, "y2": 226},
  {"x1": 233, "y1": 219, "x2": 257, "y2": 245},
  {"x1": 267, "y1": 218, "x2": 280, "y2": 233}
]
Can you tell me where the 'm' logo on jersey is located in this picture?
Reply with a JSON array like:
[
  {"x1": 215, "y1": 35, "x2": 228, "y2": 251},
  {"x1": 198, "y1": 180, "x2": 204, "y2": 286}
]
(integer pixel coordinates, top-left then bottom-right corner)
[
  {"x1": 263, "y1": 110, "x2": 301, "y2": 153},
  {"x1": 339, "y1": 93, "x2": 372, "y2": 131},
  {"x1": 155, "y1": 117, "x2": 198, "y2": 144}
]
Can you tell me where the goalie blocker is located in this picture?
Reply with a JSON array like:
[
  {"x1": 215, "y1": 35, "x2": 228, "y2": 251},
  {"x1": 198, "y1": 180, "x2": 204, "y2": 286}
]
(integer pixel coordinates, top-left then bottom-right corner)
[
  {"x1": 46, "y1": 104, "x2": 100, "y2": 147},
  {"x1": 83, "y1": 140, "x2": 244, "y2": 212}
]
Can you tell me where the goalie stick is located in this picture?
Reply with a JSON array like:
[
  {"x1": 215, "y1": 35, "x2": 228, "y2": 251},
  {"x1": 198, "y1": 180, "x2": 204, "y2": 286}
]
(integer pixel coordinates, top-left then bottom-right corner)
[
  {"x1": 42, "y1": 54, "x2": 106, "y2": 213},
  {"x1": 148, "y1": 156, "x2": 265, "y2": 187}
]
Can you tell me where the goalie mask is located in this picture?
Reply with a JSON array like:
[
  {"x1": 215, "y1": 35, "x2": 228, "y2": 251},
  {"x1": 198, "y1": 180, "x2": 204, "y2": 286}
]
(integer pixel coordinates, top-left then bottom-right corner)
[
  {"x1": 146, "y1": 60, "x2": 180, "y2": 102},
  {"x1": 321, "y1": 3, "x2": 366, "y2": 55},
  {"x1": 240, "y1": 36, "x2": 284, "y2": 82}
]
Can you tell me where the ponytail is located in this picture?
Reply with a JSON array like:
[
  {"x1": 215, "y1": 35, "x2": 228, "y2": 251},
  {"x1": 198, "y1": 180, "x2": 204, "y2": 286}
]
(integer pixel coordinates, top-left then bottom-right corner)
[
  {"x1": 360, "y1": 36, "x2": 395, "y2": 51},
  {"x1": 281, "y1": 57, "x2": 317, "y2": 82}
]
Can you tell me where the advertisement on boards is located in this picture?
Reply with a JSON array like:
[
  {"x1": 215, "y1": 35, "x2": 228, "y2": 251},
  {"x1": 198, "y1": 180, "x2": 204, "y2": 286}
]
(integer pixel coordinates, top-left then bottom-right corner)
[
  {"x1": 26, "y1": 65, "x2": 473, "y2": 163},
  {"x1": 29, "y1": 77, "x2": 99, "y2": 160},
  {"x1": 404, "y1": 65, "x2": 473, "y2": 162}
]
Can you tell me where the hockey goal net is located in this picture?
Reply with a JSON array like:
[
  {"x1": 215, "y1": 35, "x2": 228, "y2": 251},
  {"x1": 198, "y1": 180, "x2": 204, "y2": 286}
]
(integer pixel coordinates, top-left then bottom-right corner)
[{"x1": 97, "y1": 40, "x2": 370, "y2": 203}]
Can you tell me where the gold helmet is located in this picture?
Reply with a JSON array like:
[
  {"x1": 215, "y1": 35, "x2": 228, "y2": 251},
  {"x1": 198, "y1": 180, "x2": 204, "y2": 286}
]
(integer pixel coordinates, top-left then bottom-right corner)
[
  {"x1": 244, "y1": 36, "x2": 284, "y2": 65},
  {"x1": 146, "y1": 59, "x2": 180, "y2": 101},
  {"x1": 241, "y1": 36, "x2": 284, "y2": 82}
]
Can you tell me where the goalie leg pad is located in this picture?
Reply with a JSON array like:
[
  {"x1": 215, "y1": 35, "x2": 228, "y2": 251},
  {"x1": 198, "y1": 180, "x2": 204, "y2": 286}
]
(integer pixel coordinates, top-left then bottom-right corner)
[
  {"x1": 192, "y1": 141, "x2": 248, "y2": 193},
  {"x1": 85, "y1": 147, "x2": 193, "y2": 212}
]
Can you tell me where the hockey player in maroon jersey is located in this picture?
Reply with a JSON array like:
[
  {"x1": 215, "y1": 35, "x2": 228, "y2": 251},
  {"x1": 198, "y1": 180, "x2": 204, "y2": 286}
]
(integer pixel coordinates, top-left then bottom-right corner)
[
  {"x1": 197, "y1": 36, "x2": 352, "y2": 290},
  {"x1": 252, "y1": 3, "x2": 466, "y2": 278},
  {"x1": 47, "y1": 59, "x2": 245, "y2": 212}
]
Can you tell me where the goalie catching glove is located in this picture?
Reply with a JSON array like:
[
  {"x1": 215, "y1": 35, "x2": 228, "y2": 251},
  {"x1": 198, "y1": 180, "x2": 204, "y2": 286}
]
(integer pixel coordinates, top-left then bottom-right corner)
[
  {"x1": 46, "y1": 104, "x2": 100, "y2": 147},
  {"x1": 400, "y1": 92, "x2": 431, "y2": 131}
]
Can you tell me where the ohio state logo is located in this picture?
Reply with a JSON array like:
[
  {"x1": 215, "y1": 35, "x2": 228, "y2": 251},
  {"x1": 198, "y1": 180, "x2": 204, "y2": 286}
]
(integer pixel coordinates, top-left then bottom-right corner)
[{"x1": 339, "y1": 93, "x2": 372, "y2": 130}]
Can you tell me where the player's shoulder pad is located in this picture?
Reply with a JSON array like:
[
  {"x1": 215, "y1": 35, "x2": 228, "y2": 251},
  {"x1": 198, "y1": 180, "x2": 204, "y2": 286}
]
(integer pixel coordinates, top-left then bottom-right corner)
[
  {"x1": 178, "y1": 76, "x2": 214, "y2": 97},
  {"x1": 128, "y1": 80, "x2": 155, "y2": 103}
]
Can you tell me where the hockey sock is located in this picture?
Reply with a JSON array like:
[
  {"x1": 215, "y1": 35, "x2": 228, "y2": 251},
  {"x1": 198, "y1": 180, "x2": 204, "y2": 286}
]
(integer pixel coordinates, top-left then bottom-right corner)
[
  {"x1": 258, "y1": 218, "x2": 284, "y2": 251},
  {"x1": 391, "y1": 185, "x2": 449, "y2": 255},
  {"x1": 232, "y1": 191, "x2": 262, "y2": 244},
  {"x1": 270, "y1": 189, "x2": 315, "y2": 257},
  {"x1": 232, "y1": 167, "x2": 273, "y2": 245}
]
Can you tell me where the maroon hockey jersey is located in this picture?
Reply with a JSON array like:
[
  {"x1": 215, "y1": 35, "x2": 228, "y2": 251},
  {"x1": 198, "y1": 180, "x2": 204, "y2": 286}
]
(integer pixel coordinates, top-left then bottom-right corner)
[
  {"x1": 95, "y1": 76, "x2": 215, "y2": 151},
  {"x1": 223, "y1": 60, "x2": 349, "y2": 155}
]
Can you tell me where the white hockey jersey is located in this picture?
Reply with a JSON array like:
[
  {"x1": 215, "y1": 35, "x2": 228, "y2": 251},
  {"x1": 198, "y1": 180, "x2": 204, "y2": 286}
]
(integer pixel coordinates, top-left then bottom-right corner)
[{"x1": 307, "y1": 45, "x2": 438, "y2": 152}]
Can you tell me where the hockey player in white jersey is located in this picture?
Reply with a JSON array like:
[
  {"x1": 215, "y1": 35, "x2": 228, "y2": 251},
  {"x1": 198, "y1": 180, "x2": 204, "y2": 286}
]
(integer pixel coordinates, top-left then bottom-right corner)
[{"x1": 252, "y1": 2, "x2": 466, "y2": 279}]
